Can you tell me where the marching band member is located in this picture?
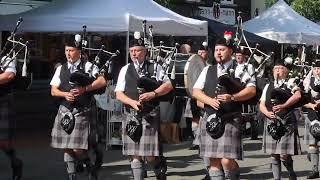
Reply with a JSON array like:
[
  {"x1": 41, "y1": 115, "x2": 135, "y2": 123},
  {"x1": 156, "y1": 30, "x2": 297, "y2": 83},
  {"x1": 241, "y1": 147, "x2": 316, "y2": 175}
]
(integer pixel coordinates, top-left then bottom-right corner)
[
  {"x1": 190, "y1": 41, "x2": 210, "y2": 151},
  {"x1": 194, "y1": 41, "x2": 211, "y2": 180},
  {"x1": 50, "y1": 36, "x2": 107, "y2": 180},
  {"x1": 115, "y1": 32, "x2": 173, "y2": 180},
  {"x1": 193, "y1": 36, "x2": 256, "y2": 180},
  {"x1": 197, "y1": 41, "x2": 210, "y2": 64},
  {"x1": 303, "y1": 59, "x2": 320, "y2": 179},
  {"x1": 234, "y1": 47, "x2": 259, "y2": 140},
  {"x1": 259, "y1": 60, "x2": 301, "y2": 180},
  {"x1": 0, "y1": 53, "x2": 23, "y2": 180}
]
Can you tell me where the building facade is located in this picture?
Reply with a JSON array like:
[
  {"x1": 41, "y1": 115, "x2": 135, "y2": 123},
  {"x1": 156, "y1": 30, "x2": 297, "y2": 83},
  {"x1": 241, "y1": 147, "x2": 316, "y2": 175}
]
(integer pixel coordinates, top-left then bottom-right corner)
[{"x1": 175, "y1": 0, "x2": 266, "y2": 25}]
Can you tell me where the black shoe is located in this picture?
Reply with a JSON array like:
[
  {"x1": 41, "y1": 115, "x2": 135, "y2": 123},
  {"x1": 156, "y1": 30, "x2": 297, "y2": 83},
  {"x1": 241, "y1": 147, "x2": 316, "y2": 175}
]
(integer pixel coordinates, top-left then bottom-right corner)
[
  {"x1": 76, "y1": 162, "x2": 85, "y2": 173},
  {"x1": 156, "y1": 173, "x2": 166, "y2": 180},
  {"x1": 307, "y1": 171, "x2": 320, "y2": 179},
  {"x1": 288, "y1": 172, "x2": 297, "y2": 180},
  {"x1": 12, "y1": 158, "x2": 23, "y2": 180},
  {"x1": 94, "y1": 154, "x2": 103, "y2": 171},
  {"x1": 144, "y1": 169, "x2": 148, "y2": 178},
  {"x1": 68, "y1": 173, "x2": 77, "y2": 180},
  {"x1": 201, "y1": 174, "x2": 210, "y2": 180},
  {"x1": 87, "y1": 163, "x2": 98, "y2": 180},
  {"x1": 189, "y1": 145, "x2": 199, "y2": 150},
  {"x1": 88, "y1": 172, "x2": 97, "y2": 180}
]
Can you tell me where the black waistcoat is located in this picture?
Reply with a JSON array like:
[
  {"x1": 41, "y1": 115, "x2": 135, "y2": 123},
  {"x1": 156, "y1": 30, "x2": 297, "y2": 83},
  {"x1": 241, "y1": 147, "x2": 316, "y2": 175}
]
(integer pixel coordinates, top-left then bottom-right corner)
[
  {"x1": 59, "y1": 62, "x2": 91, "y2": 108},
  {"x1": 0, "y1": 81, "x2": 11, "y2": 97},
  {"x1": 310, "y1": 77, "x2": 320, "y2": 103},
  {"x1": 264, "y1": 82, "x2": 275, "y2": 111},
  {"x1": 265, "y1": 81, "x2": 292, "y2": 112},
  {"x1": 124, "y1": 61, "x2": 159, "y2": 108},
  {"x1": 203, "y1": 63, "x2": 241, "y2": 113}
]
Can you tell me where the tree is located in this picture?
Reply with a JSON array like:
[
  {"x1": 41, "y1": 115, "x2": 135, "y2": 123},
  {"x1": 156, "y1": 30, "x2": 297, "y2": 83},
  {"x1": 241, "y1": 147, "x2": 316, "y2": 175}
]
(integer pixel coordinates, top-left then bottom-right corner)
[
  {"x1": 265, "y1": 0, "x2": 294, "y2": 7},
  {"x1": 265, "y1": 0, "x2": 320, "y2": 22},
  {"x1": 291, "y1": 0, "x2": 320, "y2": 22},
  {"x1": 153, "y1": 0, "x2": 183, "y2": 9}
]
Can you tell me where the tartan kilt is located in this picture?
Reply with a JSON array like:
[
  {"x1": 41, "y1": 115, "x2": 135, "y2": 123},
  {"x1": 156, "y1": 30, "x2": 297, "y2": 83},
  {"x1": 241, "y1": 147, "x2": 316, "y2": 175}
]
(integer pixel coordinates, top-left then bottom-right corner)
[
  {"x1": 0, "y1": 95, "x2": 14, "y2": 140},
  {"x1": 199, "y1": 113, "x2": 243, "y2": 160},
  {"x1": 51, "y1": 105, "x2": 90, "y2": 150},
  {"x1": 303, "y1": 113, "x2": 320, "y2": 146},
  {"x1": 122, "y1": 107, "x2": 160, "y2": 157},
  {"x1": 262, "y1": 114, "x2": 301, "y2": 155}
]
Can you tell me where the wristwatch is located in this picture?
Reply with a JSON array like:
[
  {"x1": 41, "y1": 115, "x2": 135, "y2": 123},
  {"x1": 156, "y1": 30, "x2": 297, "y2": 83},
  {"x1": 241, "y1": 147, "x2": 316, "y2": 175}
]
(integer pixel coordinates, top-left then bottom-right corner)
[
  {"x1": 153, "y1": 91, "x2": 158, "y2": 97},
  {"x1": 230, "y1": 95, "x2": 235, "y2": 101}
]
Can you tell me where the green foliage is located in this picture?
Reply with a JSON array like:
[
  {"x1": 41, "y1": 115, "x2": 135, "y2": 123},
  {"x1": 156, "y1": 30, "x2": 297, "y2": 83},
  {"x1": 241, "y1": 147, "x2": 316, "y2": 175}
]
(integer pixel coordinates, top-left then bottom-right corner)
[
  {"x1": 153, "y1": 0, "x2": 183, "y2": 9},
  {"x1": 265, "y1": 0, "x2": 320, "y2": 22},
  {"x1": 291, "y1": 0, "x2": 320, "y2": 22}
]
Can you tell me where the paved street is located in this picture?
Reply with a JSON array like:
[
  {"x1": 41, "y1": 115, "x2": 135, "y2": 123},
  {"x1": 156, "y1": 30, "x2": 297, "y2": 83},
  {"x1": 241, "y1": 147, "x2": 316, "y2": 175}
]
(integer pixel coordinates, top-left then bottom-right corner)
[{"x1": 0, "y1": 121, "x2": 314, "y2": 180}]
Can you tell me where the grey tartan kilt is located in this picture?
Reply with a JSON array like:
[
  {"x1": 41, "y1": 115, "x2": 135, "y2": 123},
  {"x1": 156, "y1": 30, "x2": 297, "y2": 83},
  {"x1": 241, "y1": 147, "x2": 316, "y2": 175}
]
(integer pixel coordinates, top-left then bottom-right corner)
[
  {"x1": 303, "y1": 112, "x2": 320, "y2": 146},
  {"x1": 0, "y1": 95, "x2": 14, "y2": 140},
  {"x1": 199, "y1": 113, "x2": 243, "y2": 160},
  {"x1": 51, "y1": 105, "x2": 90, "y2": 150},
  {"x1": 262, "y1": 116, "x2": 301, "y2": 155},
  {"x1": 122, "y1": 107, "x2": 160, "y2": 157}
]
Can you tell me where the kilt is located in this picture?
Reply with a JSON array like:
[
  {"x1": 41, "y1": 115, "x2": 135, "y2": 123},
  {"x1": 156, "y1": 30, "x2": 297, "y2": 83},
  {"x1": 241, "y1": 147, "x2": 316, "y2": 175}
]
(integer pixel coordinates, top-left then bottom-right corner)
[
  {"x1": 199, "y1": 113, "x2": 243, "y2": 160},
  {"x1": 51, "y1": 105, "x2": 91, "y2": 150},
  {"x1": 303, "y1": 112, "x2": 320, "y2": 146},
  {"x1": 122, "y1": 107, "x2": 160, "y2": 157},
  {"x1": 262, "y1": 112, "x2": 301, "y2": 155},
  {"x1": 0, "y1": 94, "x2": 14, "y2": 140}
]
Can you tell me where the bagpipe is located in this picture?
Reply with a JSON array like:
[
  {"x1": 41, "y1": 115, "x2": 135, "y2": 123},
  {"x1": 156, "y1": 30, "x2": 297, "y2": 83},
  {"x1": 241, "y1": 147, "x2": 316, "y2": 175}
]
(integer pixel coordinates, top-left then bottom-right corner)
[
  {"x1": 234, "y1": 12, "x2": 274, "y2": 79},
  {"x1": 60, "y1": 25, "x2": 120, "y2": 135},
  {"x1": 266, "y1": 62, "x2": 311, "y2": 141},
  {"x1": 125, "y1": 21, "x2": 178, "y2": 142},
  {"x1": 265, "y1": 44, "x2": 320, "y2": 140},
  {"x1": 0, "y1": 17, "x2": 32, "y2": 91},
  {"x1": 69, "y1": 25, "x2": 119, "y2": 94},
  {"x1": 204, "y1": 71, "x2": 245, "y2": 139},
  {"x1": 267, "y1": 82, "x2": 295, "y2": 141},
  {"x1": 204, "y1": 12, "x2": 276, "y2": 139},
  {"x1": 305, "y1": 74, "x2": 320, "y2": 140},
  {"x1": 136, "y1": 20, "x2": 177, "y2": 102}
]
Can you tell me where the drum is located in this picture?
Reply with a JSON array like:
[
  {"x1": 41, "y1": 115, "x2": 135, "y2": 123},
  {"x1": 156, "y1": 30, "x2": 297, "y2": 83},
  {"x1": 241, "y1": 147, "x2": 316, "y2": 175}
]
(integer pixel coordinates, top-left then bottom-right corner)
[
  {"x1": 168, "y1": 54, "x2": 205, "y2": 97},
  {"x1": 184, "y1": 54, "x2": 206, "y2": 96}
]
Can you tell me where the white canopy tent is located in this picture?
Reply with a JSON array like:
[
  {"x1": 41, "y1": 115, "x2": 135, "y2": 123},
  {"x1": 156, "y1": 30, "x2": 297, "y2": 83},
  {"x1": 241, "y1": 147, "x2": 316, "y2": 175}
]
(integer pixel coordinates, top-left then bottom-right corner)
[
  {"x1": 0, "y1": 0, "x2": 207, "y2": 36},
  {"x1": 243, "y1": 0, "x2": 320, "y2": 45}
]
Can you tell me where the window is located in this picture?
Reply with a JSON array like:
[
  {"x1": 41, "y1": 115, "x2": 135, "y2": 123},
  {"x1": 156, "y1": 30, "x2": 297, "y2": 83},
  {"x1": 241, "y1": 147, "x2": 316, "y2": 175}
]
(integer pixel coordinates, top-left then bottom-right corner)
[{"x1": 221, "y1": 0, "x2": 234, "y2": 5}]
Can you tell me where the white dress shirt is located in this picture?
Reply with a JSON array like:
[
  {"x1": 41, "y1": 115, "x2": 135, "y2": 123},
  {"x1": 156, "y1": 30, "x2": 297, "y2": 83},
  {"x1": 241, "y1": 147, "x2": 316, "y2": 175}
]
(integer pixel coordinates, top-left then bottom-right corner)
[
  {"x1": 260, "y1": 79, "x2": 289, "y2": 102},
  {"x1": 193, "y1": 60, "x2": 256, "y2": 90},
  {"x1": 1, "y1": 56, "x2": 16, "y2": 74},
  {"x1": 115, "y1": 61, "x2": 170, "y2": 92},
  {"x1": 235, "y1": 62, "x2": 256, "y2": 87},
  {"x1": 50, "y1": 59, "x2": 99, "y2": 87}
]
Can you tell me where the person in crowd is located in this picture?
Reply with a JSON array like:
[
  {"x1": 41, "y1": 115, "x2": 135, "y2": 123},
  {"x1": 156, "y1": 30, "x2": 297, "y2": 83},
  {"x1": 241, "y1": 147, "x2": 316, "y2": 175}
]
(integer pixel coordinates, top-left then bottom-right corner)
[
  {"x1": 190, "y1": 41, "x2": 210, "y2": 151},
  {"x1": 115, "y1": 32, "x2": 173, "y2": 180},
  {"x1": 179, "y1": 44, "x2": 192, "y2": 54},
  {"x1": 193, "y1": 36, "x2": 256, "y2": 180},
  {"x1": 0, "y1": 51, "x2": 23, "y2": 180},
  {"x1": 234, "y1": 47, "x2": 259, "y2": 140},
  {"x1": 50, "y1": 35, "x2": 107, "y2": 180},
  {"x1": 259, "y1": 60, "x2": 301, "y2": 180},
  {"x1": 303, "y1": 59, "x2": 320, "y2": 179}
]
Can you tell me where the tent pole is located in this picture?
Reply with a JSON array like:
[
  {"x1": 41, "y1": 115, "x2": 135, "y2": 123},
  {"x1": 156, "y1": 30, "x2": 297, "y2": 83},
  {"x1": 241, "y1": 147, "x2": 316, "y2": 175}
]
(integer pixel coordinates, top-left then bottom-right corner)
[
  {"x1": 281, "y1": 44, "x2": 284, "y2": 59},
  {"x1": 126, "y1": 31, "x2": 129, "y2": 64},
  {"x1": 0, "y1": 31, "x2": 2, "y2": 51}
]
